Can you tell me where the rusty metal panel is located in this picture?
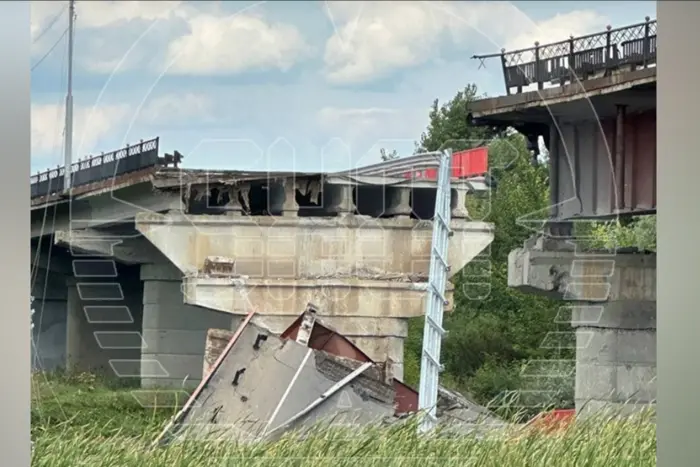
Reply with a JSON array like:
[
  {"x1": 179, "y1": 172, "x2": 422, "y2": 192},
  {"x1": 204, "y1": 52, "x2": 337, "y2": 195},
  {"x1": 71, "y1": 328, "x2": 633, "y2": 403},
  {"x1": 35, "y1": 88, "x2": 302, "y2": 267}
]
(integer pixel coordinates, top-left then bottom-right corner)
[
  {"x1": 394, "y1": 380, "x2": 419, "y2": 414},
  {"x1": 552, "y1": 109, "x2": 656, "y2": 220}
]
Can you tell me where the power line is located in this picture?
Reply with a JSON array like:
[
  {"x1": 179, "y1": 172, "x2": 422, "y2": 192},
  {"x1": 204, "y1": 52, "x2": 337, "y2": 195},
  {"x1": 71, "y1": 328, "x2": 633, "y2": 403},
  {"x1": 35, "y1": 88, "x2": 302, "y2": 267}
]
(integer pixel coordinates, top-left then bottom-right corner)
[
  {"x1": 32, "y1": 5, "x2": 68, "y2": 44},
  {"x1": 32, "y1": 27, "x2": 68, "y2": 72}
]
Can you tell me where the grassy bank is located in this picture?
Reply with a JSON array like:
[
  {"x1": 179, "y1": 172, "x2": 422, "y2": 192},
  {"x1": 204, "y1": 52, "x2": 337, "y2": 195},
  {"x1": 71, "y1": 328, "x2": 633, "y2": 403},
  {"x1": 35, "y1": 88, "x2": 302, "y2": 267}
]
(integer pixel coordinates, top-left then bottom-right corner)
[{"x1": 31, "y1": 372, "x2": 656, "y2": 467}]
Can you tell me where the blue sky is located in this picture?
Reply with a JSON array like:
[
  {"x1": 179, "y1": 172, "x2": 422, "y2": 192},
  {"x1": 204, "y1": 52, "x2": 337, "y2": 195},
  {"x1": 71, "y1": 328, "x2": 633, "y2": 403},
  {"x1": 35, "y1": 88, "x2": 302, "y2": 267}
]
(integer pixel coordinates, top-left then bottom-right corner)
[{"x1": 30, "y1": 1, "x2": 656, "y2": 175}]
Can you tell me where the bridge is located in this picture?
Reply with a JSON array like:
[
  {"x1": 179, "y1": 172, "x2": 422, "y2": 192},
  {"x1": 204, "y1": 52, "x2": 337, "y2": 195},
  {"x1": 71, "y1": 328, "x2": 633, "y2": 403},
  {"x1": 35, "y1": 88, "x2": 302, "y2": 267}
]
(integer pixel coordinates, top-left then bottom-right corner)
[
  {"x1": 470, "y1": 17, "x2": 657, "y2": 416},
  {"x1": 31, "y1": 138, "x2": 493, "y2": 389}
]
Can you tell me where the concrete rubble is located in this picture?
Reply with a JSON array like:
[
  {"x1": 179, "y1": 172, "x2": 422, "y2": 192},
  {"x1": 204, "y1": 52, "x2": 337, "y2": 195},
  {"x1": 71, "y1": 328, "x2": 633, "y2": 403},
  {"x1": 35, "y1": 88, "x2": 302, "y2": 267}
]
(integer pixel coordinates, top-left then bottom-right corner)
[{"x1": 155, "y1": 303, "x2": 505, "y2": 446}]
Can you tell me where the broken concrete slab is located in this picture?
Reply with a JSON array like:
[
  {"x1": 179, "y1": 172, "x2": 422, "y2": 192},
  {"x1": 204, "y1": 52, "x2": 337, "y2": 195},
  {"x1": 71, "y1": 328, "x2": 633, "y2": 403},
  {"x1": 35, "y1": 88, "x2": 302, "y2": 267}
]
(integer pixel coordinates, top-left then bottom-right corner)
[
  {"x1": 162, "y1": 320, "x2": 395, "y2": 445},
  {"x1": 205, "y1": 305, "x2": 505, "y2": 427}
]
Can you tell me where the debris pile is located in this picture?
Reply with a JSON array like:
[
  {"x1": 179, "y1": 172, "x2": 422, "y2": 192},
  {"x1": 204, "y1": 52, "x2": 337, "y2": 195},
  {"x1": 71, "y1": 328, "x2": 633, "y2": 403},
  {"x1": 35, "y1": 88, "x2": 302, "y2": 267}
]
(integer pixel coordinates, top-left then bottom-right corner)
[{"x1": 155, "y1": 303, "x2": 504, "y2": 446}]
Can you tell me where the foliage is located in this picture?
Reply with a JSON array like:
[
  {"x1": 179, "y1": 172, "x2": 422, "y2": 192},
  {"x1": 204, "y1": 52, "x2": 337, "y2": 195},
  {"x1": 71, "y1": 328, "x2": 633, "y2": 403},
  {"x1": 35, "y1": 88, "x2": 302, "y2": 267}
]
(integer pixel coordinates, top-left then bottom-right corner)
[
  {"x1": 417, "y1": 84, "x2": 495, "y2": 154},
  {"x1": 380, "y1": 148, "x2": 399, "y2": 161},
  {"x1": 584, "y1": 215, "x2": 656, "y2": 252},
  {"x1": 31, "y1": 374, "x2": 656, "y2": 467}
]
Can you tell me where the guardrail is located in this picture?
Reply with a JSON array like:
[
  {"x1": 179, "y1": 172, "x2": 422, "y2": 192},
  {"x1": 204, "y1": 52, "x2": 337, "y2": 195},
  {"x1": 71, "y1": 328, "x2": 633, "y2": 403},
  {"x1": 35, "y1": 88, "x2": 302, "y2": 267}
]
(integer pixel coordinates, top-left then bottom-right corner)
[
  {"x1": 30, "y1": 137, "x2": 160, "y2": 199},
  {"x1": 472, "y1": 17, "x2": 657, "y2": 95}
]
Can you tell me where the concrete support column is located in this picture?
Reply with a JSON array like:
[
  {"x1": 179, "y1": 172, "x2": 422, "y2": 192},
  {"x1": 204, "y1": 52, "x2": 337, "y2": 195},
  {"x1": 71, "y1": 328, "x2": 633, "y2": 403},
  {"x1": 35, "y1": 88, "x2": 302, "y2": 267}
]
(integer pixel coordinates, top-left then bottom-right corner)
[
  {"x1": 223, "y1": 186, "x2": 246, "y2": 216},
  {"x1": 451, "y1": 188, "x2": 470, "y2": 219},
  {"x1": 31, "y1": 267, "x2": 68, "y2": 372},
  {"x1": 267, "y1": 179, "x2": 300, "y2": 217},
  {"x1": 141, "y1": 262, "x2": 236, "y2": 389},
  {"x1": 65, "y1": 267, "x2": 143, "y2": 378},
  {"x1": 325, "y1": 185, "x2": 355, "y2": 216},
  {"x1": 572, "y1": 301, "x2": 656, "y2": 417},
  {"x1": 384, "y1": 187, "x2": 412, "y2": 218},
  {"x1": 281, "y1": 179, "x2": 299, "y2": 217}
]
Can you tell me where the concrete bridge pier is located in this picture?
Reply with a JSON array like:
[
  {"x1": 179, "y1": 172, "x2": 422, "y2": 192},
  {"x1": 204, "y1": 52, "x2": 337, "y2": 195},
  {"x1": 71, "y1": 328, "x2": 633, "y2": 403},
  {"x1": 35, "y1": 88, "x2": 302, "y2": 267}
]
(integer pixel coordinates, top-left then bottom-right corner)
[
  {"x1": 31, "y1": 266, "x2": 69, "y2": 372},
  {"x1": 64, "y1": 264, "x2": 144, "y2": 377},
  {"x1": 140, "y1": 262, "x2": 235, "y2": 388},
  {"x1": 48, "y1": 227, "x2": 238, "y2": 388},
  {"x1": 572, "y1": 300, "x2": 656, "y2": 416},
  {"x1": 136, "y1": 179, "x2": 495, "y2": 382},
  {"x1": 508, "y1": 239, "x2": 656, "y2": 416}
]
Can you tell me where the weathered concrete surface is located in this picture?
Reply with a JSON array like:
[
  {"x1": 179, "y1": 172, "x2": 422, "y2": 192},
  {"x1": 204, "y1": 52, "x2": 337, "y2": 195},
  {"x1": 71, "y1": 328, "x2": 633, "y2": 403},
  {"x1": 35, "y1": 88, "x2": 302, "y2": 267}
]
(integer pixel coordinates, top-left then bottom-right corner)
[
  {"x1": 507, "y1": 243, "x2": 656, "y2": 416},
  {"x1": 469, "y1": 67, "x2": 656, "y2": 118},
  {"x1": 54, "y1": 227, "x2": 164, "y2": 265},
  {"x1": 135, "y1": 211, "x2": 492, "y2": 380},
  {"x1": 202, "y1": 322, "x2": 505, "y2": 436},
  {"x1": 31, "y1": 182, "x2": 182, "y2": 238},
  {"x1": 573, "y1": 302, "x2": 656, "y2": 413},
  {"x1": 508, "y1": 247, "x2": 656, "y2": 302},
  {"x1": 31, "y1": 267, "x2": 68, "y2": 371},
  {"x1": 182, "y1": 274, "x2": 452, "y2": 380},
  {"x1": 182, "y1": 276, "x2": 451, "y2": 319},
  {"x1": 65, "y1": 270, "x2": 144, "y2": 376},
  {"x1": 435, "y1": 386, "x2": 505, "y2": 434},
  {"x1": 140, "y1": 262, "x2": 237, "y2": 389},
  {"x1": 135, "y1": 212, "x2": 494, "y2": 280},
  {"x1": 32, "y1": 301, "x2": 67, "y2": 371},
  {"x1": 172, "y1": 323, "x2": 394, "y2": 444}
]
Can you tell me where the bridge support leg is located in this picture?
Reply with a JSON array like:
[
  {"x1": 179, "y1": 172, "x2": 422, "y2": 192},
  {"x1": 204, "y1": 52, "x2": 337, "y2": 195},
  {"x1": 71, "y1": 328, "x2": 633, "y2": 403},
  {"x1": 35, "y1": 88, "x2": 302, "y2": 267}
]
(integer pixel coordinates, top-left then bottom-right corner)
[
  {"x1": 31, "y1": 267, "x2": 68, "y2": 372},
  {"x1": 572, "y1": 301, "x2": 656, "y2": 416},
  {"x1": 508, "y1": 240, "x2": 657, "y2": 417},
  {"x1": 65, "y1": 267, "x2": 144, "y2": 380},
  {"x1": 140, "y1": 262, "x2": 236, "y2": 389}
]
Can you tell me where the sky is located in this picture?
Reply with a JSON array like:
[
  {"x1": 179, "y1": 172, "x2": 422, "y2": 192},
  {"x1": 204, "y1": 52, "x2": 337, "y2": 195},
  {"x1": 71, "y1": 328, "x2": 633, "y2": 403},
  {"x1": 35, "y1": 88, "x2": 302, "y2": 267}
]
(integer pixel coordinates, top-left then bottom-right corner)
[{"x1": 30, "y1": 1, "x2": 657, "y2": 175}]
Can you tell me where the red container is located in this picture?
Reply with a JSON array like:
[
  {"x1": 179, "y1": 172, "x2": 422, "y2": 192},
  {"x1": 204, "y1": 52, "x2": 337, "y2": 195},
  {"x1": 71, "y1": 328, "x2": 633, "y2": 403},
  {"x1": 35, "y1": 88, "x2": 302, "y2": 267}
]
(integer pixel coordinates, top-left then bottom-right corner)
[{"x1": 404, "y1": 147, "x2": 488, "y2": 180}]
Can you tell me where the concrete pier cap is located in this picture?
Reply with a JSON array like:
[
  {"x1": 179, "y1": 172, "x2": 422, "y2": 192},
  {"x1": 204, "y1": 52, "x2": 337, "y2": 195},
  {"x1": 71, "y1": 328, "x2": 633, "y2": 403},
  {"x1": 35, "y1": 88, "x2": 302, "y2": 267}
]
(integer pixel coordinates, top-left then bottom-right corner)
[{"x1": 134, "y1": 173, "x2": 495, "y2": 379}]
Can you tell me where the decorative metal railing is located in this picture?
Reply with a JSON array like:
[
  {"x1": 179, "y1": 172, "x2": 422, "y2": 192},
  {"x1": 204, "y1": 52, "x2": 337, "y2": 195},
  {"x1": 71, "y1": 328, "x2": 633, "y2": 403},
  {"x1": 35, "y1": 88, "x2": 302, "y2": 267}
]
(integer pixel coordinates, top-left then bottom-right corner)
[
  {"x1": 30, "y1": 137, "x2": 160, "y2": 199},
  {"x1": 472, "y1": 17, "x2": 657, "y2": 95}
]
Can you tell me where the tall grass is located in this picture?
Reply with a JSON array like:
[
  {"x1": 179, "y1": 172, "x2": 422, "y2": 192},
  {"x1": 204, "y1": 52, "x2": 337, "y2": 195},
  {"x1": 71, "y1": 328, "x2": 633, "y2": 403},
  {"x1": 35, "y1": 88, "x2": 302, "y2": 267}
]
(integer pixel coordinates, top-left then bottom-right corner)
[{"x1": 31, "y1": 372, "x2": 656, "y2": 467}]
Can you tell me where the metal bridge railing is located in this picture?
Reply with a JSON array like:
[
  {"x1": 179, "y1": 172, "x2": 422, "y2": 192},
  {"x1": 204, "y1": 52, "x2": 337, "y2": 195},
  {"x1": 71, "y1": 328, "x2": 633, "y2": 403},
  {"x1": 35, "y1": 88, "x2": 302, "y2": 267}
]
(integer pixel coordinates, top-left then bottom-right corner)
[
  {"x1": 472, "y1": 17, "x2": 657, "y2": 95},
  {"x1": 30, "y1": 137, "x2": 160, "y2": 199}
]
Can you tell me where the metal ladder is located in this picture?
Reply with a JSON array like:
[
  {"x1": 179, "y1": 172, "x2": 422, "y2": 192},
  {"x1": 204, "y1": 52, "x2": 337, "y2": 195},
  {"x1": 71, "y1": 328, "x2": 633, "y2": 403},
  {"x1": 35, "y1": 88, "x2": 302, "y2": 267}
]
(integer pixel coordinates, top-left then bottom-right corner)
[{"x1": 417, "y1": 148, "x2": 453, "y2": 433}]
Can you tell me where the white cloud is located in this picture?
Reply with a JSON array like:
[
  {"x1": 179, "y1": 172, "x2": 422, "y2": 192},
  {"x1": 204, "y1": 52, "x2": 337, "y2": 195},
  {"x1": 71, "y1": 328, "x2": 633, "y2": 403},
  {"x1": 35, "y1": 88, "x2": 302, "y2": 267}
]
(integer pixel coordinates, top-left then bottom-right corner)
[
  {"x1": 31, "y1": 1, "x2": 186, "y2": 34},
  {"x1": 317, "y1": 106, "x2": 398, "y2": 136},
  {"x1": 323, "y1": 1, "x2": 444, "y2": 85},
  {"x1": 138, "y1": 93, "x2": 215, "y2": 125},
  {"x1": 32, "y1": 2, "x2": 313, "y2": 76},
  {"x1": 31, "y1": 103, "x2": 130, "y2": 162},
  {"x1": 165, "y1": 13, "x2": 312, "y2": 75},
  {"x1": 31, "y1": 92, "x2": 214, "y2": 163},
  {"x1": 322, "y1": 1, "x2": 609, "y2": 84},
  {"x1": 316, "y1": 106, "x2": 425, "y2": 163},
  {"x1": 503, "y1": 11, "x2": 609, "y2": 51}
]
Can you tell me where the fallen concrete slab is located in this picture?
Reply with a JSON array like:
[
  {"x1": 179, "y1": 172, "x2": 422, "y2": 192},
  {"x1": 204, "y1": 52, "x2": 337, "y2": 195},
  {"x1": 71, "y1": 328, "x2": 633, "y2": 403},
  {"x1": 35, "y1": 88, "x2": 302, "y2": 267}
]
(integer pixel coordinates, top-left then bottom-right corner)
[
  {"x1": 206, "y1": 304, "x2": 504, "y2": 427},
  {"x1": 156, "y1": 303, "x2": 506, "y2": 446},
  {"x1": 158, "y1": 317, "x2": 395, "y2": 445}
]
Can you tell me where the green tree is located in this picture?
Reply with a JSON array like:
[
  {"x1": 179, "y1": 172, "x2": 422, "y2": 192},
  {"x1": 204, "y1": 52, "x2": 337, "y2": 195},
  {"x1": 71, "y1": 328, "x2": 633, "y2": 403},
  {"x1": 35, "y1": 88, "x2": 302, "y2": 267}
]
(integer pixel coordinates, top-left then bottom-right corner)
[
  {"x1": 586, "y1": 215, "x2": 656, "y2": 251},
  {"x1": 417, "y1": 84, "x2": 495, "y2": 153},
  {"x1": 380, "y1": 148, "x2": 399, "y2": 161}
]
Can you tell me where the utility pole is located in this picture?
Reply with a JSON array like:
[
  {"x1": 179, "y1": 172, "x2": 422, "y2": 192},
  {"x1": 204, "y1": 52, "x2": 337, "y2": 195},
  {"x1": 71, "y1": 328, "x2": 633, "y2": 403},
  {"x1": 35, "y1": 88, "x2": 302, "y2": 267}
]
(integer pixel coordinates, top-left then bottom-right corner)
[{"x1": 63, "y1": 0, "x2": 75, "y2": 194}]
